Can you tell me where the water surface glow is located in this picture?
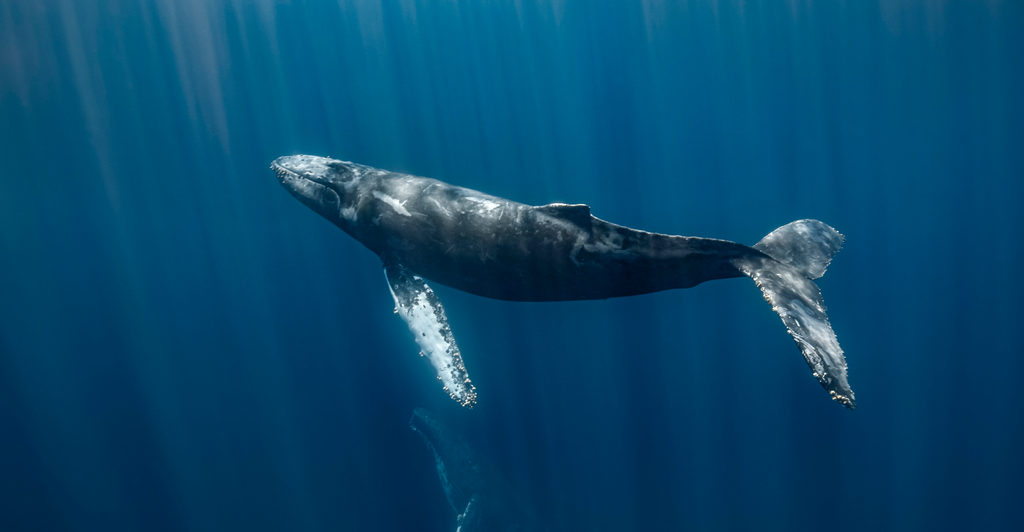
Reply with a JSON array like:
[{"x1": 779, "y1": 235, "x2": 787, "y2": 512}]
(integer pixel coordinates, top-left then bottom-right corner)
[{"x1": 1, "y1": 1, "x2": 1021, "y2": 530}]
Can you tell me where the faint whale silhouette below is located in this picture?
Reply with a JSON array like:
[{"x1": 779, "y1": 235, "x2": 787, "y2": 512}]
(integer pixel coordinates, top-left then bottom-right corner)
[{"x1": 410, "y1": 408, "x2": 542, "y2": 532}]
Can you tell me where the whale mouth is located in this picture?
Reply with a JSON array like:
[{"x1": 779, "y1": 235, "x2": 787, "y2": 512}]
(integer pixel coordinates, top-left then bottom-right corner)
[
  {"x1": 272, "y1": 156, "x2": 342, "y2": 216},
  {"x1": 271, "y1": 160, "x2": 320, "y2": 197},
  {"x1": 271, "y1": 161, "x2": 298, "y2": 184},
  {"x1": 271, "y1": 155, "x2": 331, "y2": 187}
]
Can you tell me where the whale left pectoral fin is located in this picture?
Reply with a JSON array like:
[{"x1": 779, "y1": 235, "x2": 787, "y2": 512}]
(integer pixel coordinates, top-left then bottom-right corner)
[{"x1": 385, "y1": 263, "x2": 477, "y2": 408}]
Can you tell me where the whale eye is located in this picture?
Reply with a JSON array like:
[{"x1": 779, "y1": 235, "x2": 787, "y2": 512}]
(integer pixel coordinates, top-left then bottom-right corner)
[{"x1": 320, "y1": 187, "x2": 340, "y2": 205}]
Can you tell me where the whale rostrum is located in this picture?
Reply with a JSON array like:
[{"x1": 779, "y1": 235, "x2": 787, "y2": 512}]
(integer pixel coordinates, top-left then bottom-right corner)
[{"x1": 273, "y1": 155, "x2": 855, "y2": 409}]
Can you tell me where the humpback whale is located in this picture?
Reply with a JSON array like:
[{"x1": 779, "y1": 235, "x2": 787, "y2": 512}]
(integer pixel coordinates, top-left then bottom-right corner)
[
  {"x1": 272, "y1": 155, "x2": 854, "y2": 408},
  {"x1": 410, "y1": 408, "x2": 542, "y2": 531}
]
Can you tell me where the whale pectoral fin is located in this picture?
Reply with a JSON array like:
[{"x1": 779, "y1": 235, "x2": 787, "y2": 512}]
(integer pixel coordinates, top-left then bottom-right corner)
[
  {"x1": 384, "y1": 263, "x2": 477, "y2": 408},
  {"x1": 455, "y1": 494, "x2": 481, "y2": 532},
  {"x1": 534, "y1": 203, "x2": 592, "y2": 228}
]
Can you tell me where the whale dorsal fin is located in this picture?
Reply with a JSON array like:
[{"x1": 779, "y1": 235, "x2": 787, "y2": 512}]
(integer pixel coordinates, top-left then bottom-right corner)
[{"x1": 534, "y1": 203, "x2": 592, "y2": 228}]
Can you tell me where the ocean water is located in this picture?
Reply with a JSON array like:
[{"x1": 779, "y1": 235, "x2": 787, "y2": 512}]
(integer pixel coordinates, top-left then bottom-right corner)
[{"x1": 1, "y1": 1, "x2": 1022, "y2": 531}]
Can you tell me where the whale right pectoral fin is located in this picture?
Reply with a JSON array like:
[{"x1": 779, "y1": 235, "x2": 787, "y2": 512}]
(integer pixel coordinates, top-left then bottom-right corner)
[{"x1": 385, "y1": 263, "x2": 477, "y2": 408}]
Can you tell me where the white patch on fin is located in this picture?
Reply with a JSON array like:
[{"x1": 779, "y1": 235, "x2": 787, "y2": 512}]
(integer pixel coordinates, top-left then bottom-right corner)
[{"x1": 385, "y1": 264, "x2": 477, "y2": 407}]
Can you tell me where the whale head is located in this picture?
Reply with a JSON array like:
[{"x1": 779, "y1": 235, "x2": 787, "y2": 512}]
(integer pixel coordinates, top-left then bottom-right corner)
[{"x1": 271, "y1": 155, "x2": 363, "y2": 226}]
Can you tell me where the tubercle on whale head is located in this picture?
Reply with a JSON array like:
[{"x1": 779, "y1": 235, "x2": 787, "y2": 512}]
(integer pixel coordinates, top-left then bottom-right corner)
[
  {"x1": 271, "y1": 155, "x2": 364, "y2": 226},
  {"x1": 829, "y1": 389, "x2": 856, "y2": 409}
]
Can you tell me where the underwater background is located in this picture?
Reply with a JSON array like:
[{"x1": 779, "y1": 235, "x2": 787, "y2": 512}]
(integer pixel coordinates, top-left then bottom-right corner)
[{"x1": 1, "y1": 1, "x2": 1022, "y2": 530}]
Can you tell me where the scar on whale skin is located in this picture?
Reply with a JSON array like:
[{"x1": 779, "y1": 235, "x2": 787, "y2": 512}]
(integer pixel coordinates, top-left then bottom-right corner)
[{"x1": 273, "y1": 155, "x2": 855, "y2": 409}]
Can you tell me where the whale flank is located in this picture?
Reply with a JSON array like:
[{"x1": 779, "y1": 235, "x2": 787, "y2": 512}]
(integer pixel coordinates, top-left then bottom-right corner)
[{"x1": 273, "y1": 155, "x2": 855, "y2": 408}]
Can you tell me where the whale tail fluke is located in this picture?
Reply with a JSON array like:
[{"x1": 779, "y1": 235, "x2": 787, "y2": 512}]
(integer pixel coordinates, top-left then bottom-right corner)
[
  {"x1": 753, "y1": 219, "x2": 844, "y2": 279},
  {"x1": 733, "y1": 220, "x2": 855, "y2": 409}
]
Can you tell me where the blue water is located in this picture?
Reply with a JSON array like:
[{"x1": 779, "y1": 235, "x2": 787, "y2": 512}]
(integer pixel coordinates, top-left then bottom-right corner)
[{"x1": 1, "y1": 1, "x2": 1022, "y2": 530}]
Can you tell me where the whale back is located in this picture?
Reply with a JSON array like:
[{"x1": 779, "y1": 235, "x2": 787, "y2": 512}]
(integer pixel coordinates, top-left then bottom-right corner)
[{"x1": 531, "y1": 203, "x2": 592, "y2": 229}]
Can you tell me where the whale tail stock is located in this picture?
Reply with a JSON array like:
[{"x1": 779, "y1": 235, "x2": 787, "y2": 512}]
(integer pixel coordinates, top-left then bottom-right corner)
[{"x1": 731, "y1": 220, "x2": 855, "y2": 409}]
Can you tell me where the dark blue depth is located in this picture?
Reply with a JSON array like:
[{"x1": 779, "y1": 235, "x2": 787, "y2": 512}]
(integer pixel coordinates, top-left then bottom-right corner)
[{"x1": 1, "y1": 1, "x2": 1022, "y2": 531}]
